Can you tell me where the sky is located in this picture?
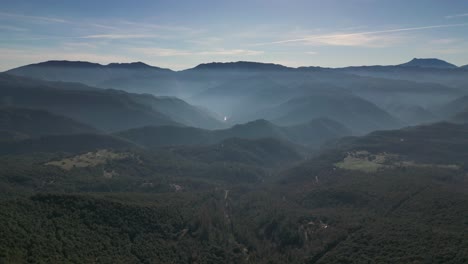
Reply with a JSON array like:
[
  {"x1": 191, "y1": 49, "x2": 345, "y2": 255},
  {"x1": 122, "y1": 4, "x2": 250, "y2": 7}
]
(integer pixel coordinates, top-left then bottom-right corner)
[{"x1": 1, "y1": 0, "x2": 468, "y2": 71}]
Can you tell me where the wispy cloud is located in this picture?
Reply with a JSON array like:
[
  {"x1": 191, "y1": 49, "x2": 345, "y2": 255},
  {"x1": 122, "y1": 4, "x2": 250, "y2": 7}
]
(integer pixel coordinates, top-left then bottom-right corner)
[
  {"x1": 199, "y1": 49, "x2": 263, "y2": 56},
  {"x1": 131, "y1": 47, "x2": 263, "y2": 57},
  {"x1": 0, "y1": 11, "x2": 68, "y2": 23},
  {"x1": 424, "y1": 47, "x2": 466, "y2": 55},
  {"x1": 445, "y1": 13, "x2": 468, "y2": 19},
  {"x1": 81, "y1": 34, "x2": 160, "y2": 39},
  {"x1": 430, "y1": 38, "x2": 458, "y2": 45},
  {"x1": 255, "y1": 23, "x2": 468, "y2": 47},
  {"x1": 119, "y1": 20, "x2": 193, "y2": 32},
  {"x1": 131, "y1": 48, "x2": 191, "y2": 56},
  {"x1": 0, "y1": 25, "x2": 28, "y2": 31},
  {"x1": 186, "y1": 37, "x2": 223, "y2": 46}
]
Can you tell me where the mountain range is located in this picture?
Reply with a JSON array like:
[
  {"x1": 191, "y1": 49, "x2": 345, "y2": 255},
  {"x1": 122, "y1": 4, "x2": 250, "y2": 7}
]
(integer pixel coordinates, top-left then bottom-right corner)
[
  {"x1": 0, "y1": 73, "x2": 222, "y2": 131},
  {"x1": 1, "y1": 57, "x2": 468, "y2": 263}
]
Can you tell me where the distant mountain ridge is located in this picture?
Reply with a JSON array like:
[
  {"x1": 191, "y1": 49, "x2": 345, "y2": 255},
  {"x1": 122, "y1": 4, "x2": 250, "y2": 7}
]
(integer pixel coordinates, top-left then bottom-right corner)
[
  {"x1": 190, "y1": 61, "x2": 293, "y2": 71},
  {"x1": 6, "y1": 60, "x2": 175, "y2": 94},
  {"x1": 19, "y1": 60, "x2": 171, "y2": 71},
  {"x1": 4, "y1": 58, "x2": 468, "y2": 129},
  {"x1": 398, "y1": 58, "x2": 458, "y2": 69},
  {"x1": 6, "y1": 58, "x2": 465, "y2": 74}
]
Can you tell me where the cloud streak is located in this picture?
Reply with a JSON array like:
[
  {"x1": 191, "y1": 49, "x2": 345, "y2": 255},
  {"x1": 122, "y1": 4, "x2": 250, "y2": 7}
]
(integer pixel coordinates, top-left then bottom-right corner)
[
  {"x1": 255, "y1": 23, "x2": 468, "y2": 46},
  {"x1": 446, "y1": 13, "x2": 468, "y2": 19},
  {"x1": 81, "y1": 34, "x2": 160, "y2": 39},
  {"x1": 131, "y1": 47, "x2": 264, "y2": 57},
  {"x1": 0, "y1": 25, "x2": 28, "y2": 31},
  {"x1": 0, "y1": 11, "x2": 68, "y2": 23}
]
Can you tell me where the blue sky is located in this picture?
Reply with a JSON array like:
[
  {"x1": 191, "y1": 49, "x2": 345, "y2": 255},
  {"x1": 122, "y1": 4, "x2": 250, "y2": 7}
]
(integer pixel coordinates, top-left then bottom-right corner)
[{"x1": 1, "y1": 0, "x2": 468, "y2": 70}]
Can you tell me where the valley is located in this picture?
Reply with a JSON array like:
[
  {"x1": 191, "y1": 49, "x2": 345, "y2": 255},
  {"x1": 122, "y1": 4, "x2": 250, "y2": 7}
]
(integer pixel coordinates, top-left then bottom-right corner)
[{"x1": 0, "y1": 58, "x2": 467, "y2": 263}]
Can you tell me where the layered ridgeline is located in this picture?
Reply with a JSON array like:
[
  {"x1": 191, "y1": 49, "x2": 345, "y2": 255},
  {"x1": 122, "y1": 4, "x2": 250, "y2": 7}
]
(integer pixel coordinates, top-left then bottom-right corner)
[
  {"x1": 116, "y1": 118, "x2": 352, "y2": 148},
  {"x1": 451, "y1": 110, "x2": 468, "y2": 123},
  {"x1": 257, "y1": 93, "x2": 402, "y2": 134},
  {"x1": 438, "y1": 95, "x2": 468, "y2": 117},
  {"x1": 6, "y1": 61, "x2": 176, "y2": 95},
  {"x1": 0, "y1": 74, "x2": 222, "y2": 131},
  {"x1": 7, "y1": 59, "x2": 466, "y2": 130},
  {"x1": 334, "y1": 58, "x2": 468, "y2": 89},
  {"x1": 0, "y1": 107, "x2": 98, "y2": 138},
  {"x1": 1, "y1": 58, "x2": 468, "y2": 263}
]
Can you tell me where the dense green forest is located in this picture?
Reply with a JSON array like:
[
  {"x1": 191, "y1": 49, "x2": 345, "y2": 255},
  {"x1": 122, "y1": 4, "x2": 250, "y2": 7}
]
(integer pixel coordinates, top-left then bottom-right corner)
[{"x1": 0, "y1": 122, "x2": 467, "y2": 263}]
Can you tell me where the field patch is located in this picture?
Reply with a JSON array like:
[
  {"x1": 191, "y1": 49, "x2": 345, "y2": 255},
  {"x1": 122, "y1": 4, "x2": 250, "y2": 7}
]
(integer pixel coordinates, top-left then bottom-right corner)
[
  {"x1": 45, "y1": 149, "x2": 131, "y2": 170},
  {"x1": 335, "y1": 151, "x2": 459, "y2": 172}
]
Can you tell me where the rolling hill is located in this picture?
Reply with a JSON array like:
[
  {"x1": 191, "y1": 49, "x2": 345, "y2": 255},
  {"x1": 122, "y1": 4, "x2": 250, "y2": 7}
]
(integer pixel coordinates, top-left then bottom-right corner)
[
  {"x1": 116, "y1": 118, "x2": 352, "y2": 148},
  {"x1": 0, "y1": 74, "x2": 222, "y2": 131},
  {"x1": 260, "y1": 93, "x2": 401, "y2": 134},
  {"x1": 451, "y1": 110, "x2": 468, "y2": 123},
  {"x1": 0, "y1": 107, "x2": 98, "y2": 137},
  {"x1": 0, "y1": 133, "x2": 137, "y2": 155},
  {"x1": 437, "y1": 95, "x2": 468, "y2": 118}
]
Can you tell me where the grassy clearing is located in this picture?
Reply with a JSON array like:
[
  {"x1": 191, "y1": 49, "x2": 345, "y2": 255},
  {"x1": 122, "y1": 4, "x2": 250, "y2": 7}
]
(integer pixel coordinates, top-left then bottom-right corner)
[
  {"x1": 45, "y1": 149, "x2": 130, "y2": 170},
  {"x1": 335, "y1": 151, "x2": 459, "y2": 173}
]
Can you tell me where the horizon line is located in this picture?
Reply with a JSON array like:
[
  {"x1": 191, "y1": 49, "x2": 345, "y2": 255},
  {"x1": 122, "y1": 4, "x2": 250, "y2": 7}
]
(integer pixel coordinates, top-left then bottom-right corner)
[{"x1": 2, "y1": 57, "x2": 465, "y2": 72}]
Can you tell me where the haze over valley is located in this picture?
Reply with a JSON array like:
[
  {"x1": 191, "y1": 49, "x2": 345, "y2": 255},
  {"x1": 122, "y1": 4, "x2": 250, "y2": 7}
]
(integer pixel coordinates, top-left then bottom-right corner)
[{"x1": 1, "y1": 1, "x2": 468, "y2": 263}]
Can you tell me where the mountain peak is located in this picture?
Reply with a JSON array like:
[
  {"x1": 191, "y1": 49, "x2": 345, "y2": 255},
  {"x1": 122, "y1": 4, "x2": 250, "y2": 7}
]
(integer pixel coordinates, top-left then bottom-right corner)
[
  {"x1": 106, "y1": 61, "x2": 159, "y2": 69},
  {"x1": 16, "y1": 60, "x2": 171, "y2": 71},
  {"x1": 399, "y1": 58, "x2": 457, "y2": 69},
  {"x1": 32, "y1": 60, "x2": 102, "y2": 68},
  {"x1": 191, "y1": 61, "x2": 291, "y2": 71}
]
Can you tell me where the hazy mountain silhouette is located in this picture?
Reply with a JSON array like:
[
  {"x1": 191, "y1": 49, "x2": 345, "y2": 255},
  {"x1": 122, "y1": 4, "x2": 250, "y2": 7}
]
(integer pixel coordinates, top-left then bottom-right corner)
[
  {"x1": 116, "y1": 118, "x2": 351, "y2": 148},
  {"x1": 398, "y1": 58, "x2": 458, "y2": 69},
  {"x1": 260, "y1": 93, "x2": 401, "y2": 133},
  {"x1": 438, "y1": 95, "x2": 468, "y2": 118},
  {"x1": 190, "y1": 61, "x2": 293, "y2": 71},
  {"x1": 0, "y1": 107, "x2": 98, "y2": 137},
  {"x1": 0, "y1": 133, "x2": 136, "y2": 155},
  {"x1": 7, "y1": 60, "x2": 175, "y2": 94},
  {"x1": 0, "y1": 74, "x2": 221, "y2": 131},
  {"x1": 4, "y1": 58, "x2": 467, "y2": 130}
]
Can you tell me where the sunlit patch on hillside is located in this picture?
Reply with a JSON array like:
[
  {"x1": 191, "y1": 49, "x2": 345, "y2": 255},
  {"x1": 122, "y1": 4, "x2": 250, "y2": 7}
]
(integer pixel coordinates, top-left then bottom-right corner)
[
  {"x1": 45, "y1": 149, "x2": 133, "y2": 170},
  {"x1": 335, "y1": 150, "x2": 459, "y2": 173}
]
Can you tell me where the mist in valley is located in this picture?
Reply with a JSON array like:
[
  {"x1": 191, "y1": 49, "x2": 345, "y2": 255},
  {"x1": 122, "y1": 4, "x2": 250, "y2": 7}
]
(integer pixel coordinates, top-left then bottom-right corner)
[{"x1": 1, "y1": 1, "x2": 468, "y2": 263}]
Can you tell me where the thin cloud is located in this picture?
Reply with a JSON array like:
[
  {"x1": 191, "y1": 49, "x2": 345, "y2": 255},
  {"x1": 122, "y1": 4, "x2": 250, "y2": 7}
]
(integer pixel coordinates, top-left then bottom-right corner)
[
  {"x1": 131, "y1": 47, "x2": 263, "y2": 57},
  {"x1": 199, "y1": 49, "x2": 264, "y2": 56},
  {"x1": 186, "y1": 37, "x2": 223, "y2": 46},
  {"x1": 131, "y1": 48, "x2": 192, "y2": 56},
  {"x1": 119, "y1": 20, "x2": 192, "y2": 32},
  {"x1": 0, "y1": 25, "x2": 28, "y2": 31},
  {"x1": 446, "y1": 13, "x2": 468, "y2": 19},
  {"x1": 0, "y1": 11, "x2": 68, "y2": 23},
  {"x1": 430, "y1": 38, "x2": 458, "y2": 45},
  {"x1": 81, "y1": 34, "x2": 160, "y2": 39},
  {"x1": 255, "y1": 23, "x2": 468, "y2": 46},
  {"x1": 88, "y1": 23, "x2": 120, "y2": 30}
]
